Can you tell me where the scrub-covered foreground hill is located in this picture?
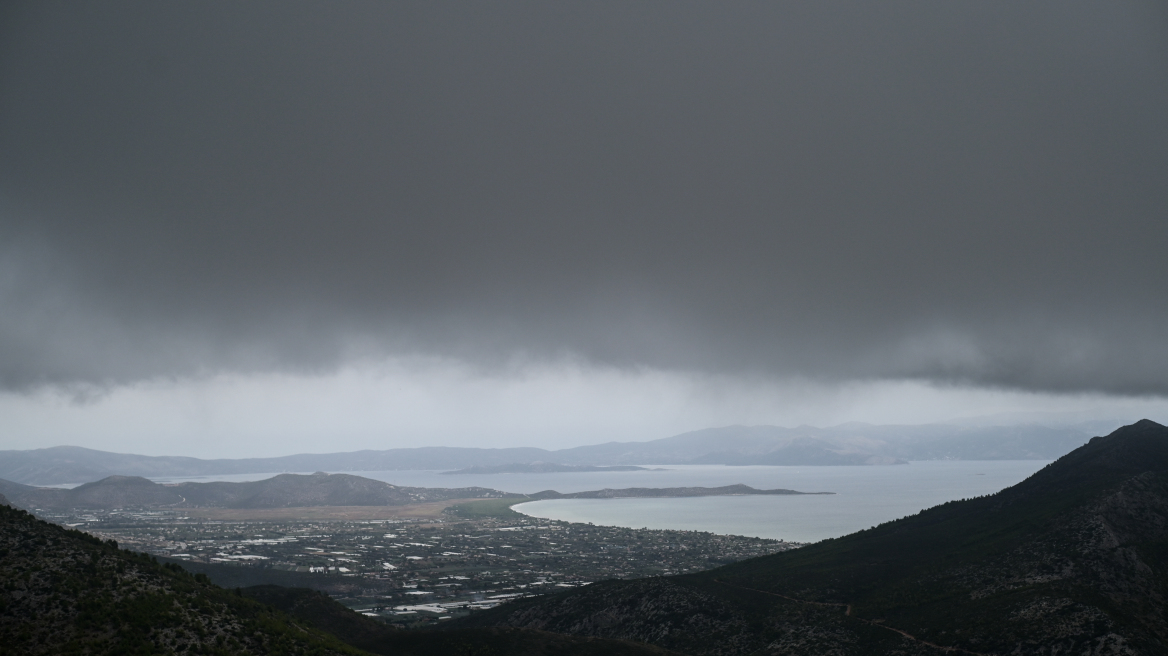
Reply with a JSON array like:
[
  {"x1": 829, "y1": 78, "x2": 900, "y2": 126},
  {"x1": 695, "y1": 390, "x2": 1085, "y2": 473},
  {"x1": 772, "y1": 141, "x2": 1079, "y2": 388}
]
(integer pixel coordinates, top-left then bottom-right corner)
[
  {"x1": 460, "y1": 420, "x2": 1168, "y2": 655},
  {"x1": 0, "y1": 501, "x2": 365, "y2": 655},
  {"x1": 242, "y1": 585, "x2": 680, "y2": 656}
]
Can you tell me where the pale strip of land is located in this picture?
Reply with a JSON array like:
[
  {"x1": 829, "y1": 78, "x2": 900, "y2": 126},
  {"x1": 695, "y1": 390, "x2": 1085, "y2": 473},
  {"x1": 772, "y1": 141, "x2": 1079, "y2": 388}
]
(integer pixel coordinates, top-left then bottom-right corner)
[{"x1": 175, "y1": 499, "x2": 485, "y2": 521}]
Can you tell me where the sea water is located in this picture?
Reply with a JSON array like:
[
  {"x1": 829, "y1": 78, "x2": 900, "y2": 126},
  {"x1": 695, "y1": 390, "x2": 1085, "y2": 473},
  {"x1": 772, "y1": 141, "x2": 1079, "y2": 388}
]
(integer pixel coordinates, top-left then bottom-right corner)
[
  {"x1": 511, "y1": 461, "x2": 1049, "y2": 542},
  {"x1": 152, "y1": 460, "x2": 1049, "y2": 543}
]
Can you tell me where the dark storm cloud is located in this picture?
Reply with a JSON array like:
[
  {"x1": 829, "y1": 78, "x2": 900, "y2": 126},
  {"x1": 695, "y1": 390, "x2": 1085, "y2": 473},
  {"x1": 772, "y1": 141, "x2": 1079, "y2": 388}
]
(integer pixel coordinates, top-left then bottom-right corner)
[{"x1": 1, "y1": 0, "x2": 1166, "y2": 393}]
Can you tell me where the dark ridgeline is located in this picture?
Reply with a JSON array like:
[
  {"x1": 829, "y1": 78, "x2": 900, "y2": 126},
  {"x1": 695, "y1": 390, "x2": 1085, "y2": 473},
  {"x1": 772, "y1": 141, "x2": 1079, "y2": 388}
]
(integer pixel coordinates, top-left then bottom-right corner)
[{"x1": 453, "y1": 420, "x2": 1168, "y2": 655}]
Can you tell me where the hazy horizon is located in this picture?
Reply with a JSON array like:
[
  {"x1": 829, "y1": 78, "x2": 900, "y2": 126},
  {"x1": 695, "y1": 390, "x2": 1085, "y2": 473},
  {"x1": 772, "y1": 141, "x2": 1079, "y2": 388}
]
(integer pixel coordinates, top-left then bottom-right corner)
[{"x1": 0, "y1": 410, "x2": 1155, "y2": 462}]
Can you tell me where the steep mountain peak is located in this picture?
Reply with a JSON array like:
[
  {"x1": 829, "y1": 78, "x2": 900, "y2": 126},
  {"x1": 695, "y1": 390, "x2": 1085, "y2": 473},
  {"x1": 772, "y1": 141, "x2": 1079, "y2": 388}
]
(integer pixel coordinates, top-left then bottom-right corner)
[
  {"x1": 1091, "y1": 417, "x2": 1166, "y2": 445},
  {"x1": 1085, "y1": 417, "x2": 1164, "y2": 442},
  {"x1": 1128, "y1": 418, "x2": 1162, "y2": 428},
  {"x1": 1016, "y1": 419, "x2": 1168, "y2": 496}
]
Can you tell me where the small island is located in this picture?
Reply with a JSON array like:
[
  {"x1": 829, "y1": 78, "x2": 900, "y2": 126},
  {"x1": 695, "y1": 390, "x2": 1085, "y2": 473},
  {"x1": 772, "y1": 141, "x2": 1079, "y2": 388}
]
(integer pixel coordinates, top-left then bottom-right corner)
[
  {"x1": 447, "y1": 483, "x2": 834, "y2": 519},
  {"x1": 528, "y1": 483, "x2": 834, "y2": 499}
]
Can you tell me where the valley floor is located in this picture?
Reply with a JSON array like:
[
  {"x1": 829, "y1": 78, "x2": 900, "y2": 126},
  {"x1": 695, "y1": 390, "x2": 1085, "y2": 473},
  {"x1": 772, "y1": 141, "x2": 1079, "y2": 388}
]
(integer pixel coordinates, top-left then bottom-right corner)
[{"x1": 32, "y1": 504, "x2": 801, "y2": 629}]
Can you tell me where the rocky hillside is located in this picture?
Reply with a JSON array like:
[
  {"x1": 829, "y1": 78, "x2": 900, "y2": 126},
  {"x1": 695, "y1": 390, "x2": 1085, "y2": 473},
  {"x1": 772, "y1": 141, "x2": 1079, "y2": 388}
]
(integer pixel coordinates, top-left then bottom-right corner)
[
  {"x1": 0, "y1": 472, "x2": 516, "y2": 510},
  {"x1": 460, "y1": 420, "x2": 1168, "y2": 655},
  {"x1": 0, "y1": 502, "x2": 364, "y2": 655}
]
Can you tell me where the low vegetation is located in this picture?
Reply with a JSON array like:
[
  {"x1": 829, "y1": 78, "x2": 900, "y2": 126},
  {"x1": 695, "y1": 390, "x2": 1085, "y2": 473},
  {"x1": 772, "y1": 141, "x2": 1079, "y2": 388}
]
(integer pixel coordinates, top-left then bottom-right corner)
[{"x1": 444, "y1": 498, "x2": 527, "y2": 519}]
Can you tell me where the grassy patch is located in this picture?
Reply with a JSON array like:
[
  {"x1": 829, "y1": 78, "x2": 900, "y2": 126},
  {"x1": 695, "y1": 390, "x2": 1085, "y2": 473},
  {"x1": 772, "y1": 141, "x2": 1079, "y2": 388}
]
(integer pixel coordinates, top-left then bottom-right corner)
[{"x1": 444, "y1": 498, "x2": 528, "y2": 519}]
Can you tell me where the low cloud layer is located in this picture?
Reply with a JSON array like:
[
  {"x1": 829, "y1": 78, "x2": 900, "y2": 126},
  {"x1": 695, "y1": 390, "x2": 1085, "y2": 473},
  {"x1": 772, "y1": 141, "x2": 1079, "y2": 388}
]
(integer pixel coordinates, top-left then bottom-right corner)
[
  {"x1": 4, "y1": 363, "x2": 1166, "y2": 457},
  {"x1": 1, "y1": 1, "x2": 1166, "y2": 395}
]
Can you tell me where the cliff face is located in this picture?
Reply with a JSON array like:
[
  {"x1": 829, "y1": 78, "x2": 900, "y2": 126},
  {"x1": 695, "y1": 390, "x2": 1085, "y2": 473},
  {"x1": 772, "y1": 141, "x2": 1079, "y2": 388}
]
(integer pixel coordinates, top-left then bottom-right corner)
[{"x1": 462, "y1": 420, "x2": 1168, "y2": 655}]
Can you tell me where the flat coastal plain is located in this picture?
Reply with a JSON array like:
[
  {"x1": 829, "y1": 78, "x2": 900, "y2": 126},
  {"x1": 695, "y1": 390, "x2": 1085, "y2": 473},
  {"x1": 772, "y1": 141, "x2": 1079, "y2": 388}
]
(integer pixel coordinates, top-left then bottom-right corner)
[{"x1": 177, "y1": 499, "x2": 483, "y2": 521}]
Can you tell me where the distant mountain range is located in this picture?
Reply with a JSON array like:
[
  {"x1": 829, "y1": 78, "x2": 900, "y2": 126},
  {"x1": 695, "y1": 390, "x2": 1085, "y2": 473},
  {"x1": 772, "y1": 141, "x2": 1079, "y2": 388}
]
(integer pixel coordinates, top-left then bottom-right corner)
[
  {"x1": 0, "y1": 421, "x2": 1114, "y2": 485},
  {"x1": 457, "y1": 419, "x2": 1168, "y2": 655},
  {"x1": 441, "y1": 463, "x2": 661, "y2": 475}
]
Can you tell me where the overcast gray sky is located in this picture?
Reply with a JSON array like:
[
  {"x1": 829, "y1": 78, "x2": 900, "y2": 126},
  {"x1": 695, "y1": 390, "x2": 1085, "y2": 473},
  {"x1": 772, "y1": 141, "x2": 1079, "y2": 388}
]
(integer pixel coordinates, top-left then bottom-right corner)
[{"x1": 1, "y1": 2, "x2": 1165, "y2": 455}]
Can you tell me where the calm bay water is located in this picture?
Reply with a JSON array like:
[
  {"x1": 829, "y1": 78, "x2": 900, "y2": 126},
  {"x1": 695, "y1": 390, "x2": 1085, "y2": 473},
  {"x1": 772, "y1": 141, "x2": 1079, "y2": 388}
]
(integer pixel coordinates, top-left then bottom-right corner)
[
  {"x1": 511, "y1": 461, "x2": 1048, "y2": 542},
  {"x1": 152, "y1": 460, "x2": 1048, "y2": 543}
]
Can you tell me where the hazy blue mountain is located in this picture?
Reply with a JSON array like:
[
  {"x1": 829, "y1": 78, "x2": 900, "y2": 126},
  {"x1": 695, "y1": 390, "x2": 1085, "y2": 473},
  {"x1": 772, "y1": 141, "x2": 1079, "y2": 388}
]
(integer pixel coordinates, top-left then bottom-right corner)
[
  {"x1": 441, "y1": 463, "x2": 656, "y2": 474},
  {"x1": 0, "y1": 445, "x2": 551, "y2": 485},
  {"x1": 549, "y1": 423, "x2": 1097, "y2": 465},
  {"x1": 1, "y1": 422, "x2": 1102, "y2": 485}
]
